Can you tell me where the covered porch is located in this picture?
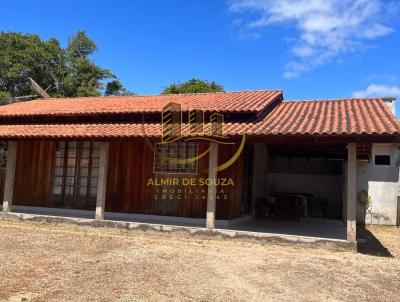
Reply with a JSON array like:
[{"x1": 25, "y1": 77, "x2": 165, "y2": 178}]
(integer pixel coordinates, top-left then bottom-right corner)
[{"x1": 0, "y1": 138, "x2": 357, "y2": 243}]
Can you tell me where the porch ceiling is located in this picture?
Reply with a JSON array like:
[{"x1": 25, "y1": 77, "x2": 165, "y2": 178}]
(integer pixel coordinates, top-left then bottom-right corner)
[{"x1": 268, "y1": 143, "x2": 371, "y2": 159}]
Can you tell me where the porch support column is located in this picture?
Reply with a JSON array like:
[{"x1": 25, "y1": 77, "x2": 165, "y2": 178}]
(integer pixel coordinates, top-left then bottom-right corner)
[
  {"x1": 206, "y1": 142, "x2": 218, "y2": 229},
  {"x1": 95, "y1": 142, "x2": 109, "y2": 221},
  {"x1": 2, "y1": 141, "x2": 17, "y2": 213},
  {"x1": 346, "y1": 143, "x2": 357, "y2": 242}
]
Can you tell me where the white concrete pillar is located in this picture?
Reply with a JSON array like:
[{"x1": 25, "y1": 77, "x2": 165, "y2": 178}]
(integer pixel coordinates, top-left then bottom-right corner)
[
  {"x1": 346, "y1": 143, "x2": 357, "y2": 242},
  {"x1": 2, "y1": 141, "x2": 17, "y2": 213},
  {"x1": 95, "y1": 142, "x2": 109, "y2": 220},
  {"x1": 206, "y1": 142, "x2": 218, "y2": 229}
]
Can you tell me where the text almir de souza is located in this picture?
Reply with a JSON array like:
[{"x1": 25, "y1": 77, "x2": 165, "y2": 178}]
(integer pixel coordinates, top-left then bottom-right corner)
[{"x1": 147, "y1": 177, "x2": 234, "y2": 186}]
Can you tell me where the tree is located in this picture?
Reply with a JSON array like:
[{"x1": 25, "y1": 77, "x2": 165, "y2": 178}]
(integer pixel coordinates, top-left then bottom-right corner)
[
  {"x1": 0, "y1": 91, "x2": 11, "y2": 105},
  {"x1": 162, "y1": 78, "x2": 223, "y2": 94},
  {"x1": 0, "y1": 32, "x2": 65, "y2": 100},
  {"x1": 0, "y1": 31, "x2": 129, "y2": 102},
  {"x1": 105, "y1": 80, "x2": 135, "y2": 96},
  {"x1": 59, "y1": 31, "x2": 114, "y2": 97}
]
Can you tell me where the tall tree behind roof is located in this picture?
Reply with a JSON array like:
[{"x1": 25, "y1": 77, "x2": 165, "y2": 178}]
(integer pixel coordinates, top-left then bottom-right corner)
[
  {"x1": 162, "y1": 78, "x2": 223, "y2": 94},
  {"x1": 0, "y1": 32, "x2": 65, "y2": 103},
  {"x1": 0, "y1": 31, "x2": 128, "y2": 104},
  {"x1": 105, "y1": 80, "x2": 135, "y2": 96}
]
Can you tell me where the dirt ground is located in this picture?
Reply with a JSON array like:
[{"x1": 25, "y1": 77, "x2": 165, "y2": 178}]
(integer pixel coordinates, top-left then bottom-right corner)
[{"x1": 0, "y1": 221, "x2": 399, "y2": 302}]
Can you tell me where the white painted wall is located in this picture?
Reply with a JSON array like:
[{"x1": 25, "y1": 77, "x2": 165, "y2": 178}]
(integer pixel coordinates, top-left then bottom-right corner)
[
  {"x1": 357, "y1": 144, "x2": 400, "y2": 225},
  {"x1": 268, "y1": 158, "x2": 343, "y2": 219},
  {"x1": 250, "y1": 143, "x2": 400, "y2": 225},
  {"x1": 383, "y1": 98, "x2": 396, "y2": 116}
]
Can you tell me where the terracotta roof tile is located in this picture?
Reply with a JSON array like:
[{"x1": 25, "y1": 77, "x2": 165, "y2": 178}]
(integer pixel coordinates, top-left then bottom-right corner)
[
  {"x1": 0, "y1": 96, "x2": 398, "y2": 139},
  {"x1": 0, "y1": 90, "x2": 282, "y2": 117},
  {"x1": 247, "y1": 98, "x2": 400, "y2": 136}
]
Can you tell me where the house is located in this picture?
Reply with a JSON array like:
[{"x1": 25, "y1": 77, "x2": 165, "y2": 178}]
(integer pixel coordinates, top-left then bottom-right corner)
[{"x1": 0, "y1": 90, "x2": 398, "y2": 244}]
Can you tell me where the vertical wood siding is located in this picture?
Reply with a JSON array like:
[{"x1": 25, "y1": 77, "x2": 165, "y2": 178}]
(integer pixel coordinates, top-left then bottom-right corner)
[
  {"x1": 105, "y1": 139, "x2": 246, "y2": 219},
  {"x1": 13, "y1": 140, "x2": 55, "y2": 207},
  {"x1": 216, "y1": 143, "x2": 245, "y2": 219},
  {"x1": 5, "y1": 139, "x2": 246, "y2": 220}
]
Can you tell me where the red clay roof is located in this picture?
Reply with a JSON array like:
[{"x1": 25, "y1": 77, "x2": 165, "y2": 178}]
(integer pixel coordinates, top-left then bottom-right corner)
[
  {"x1": 0, "y1": 90, "x2": 282, "y2": 117},
  {"x1": 0, "y1": 96, "x2": 398, "y2": 139},
  {"x1": 246, "y1": 98, "x2": 400, "y2": 136},
  {"x1": 0, "y1": 123, "x2": 246, "y2": 138}
]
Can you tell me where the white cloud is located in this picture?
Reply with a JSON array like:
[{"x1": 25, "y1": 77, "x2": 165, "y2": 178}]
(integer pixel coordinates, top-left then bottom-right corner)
[
  {"x1": 230, "y1": 0, "x2": 396, "y2": 77},
  {"x1": 352, "y1": 84, "x2": 400, "y2": 97}
]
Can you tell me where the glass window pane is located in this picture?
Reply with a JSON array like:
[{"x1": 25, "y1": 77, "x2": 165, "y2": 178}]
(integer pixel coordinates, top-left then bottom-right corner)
[
  {"x1": 91, "y1": 178, "x2": 98, "y2": 187},
  {"x1": 64, "y1": 186, "x2": 74, "y2": 195},
  {"x1": 154, "y1": 142, "x2": 198, "y2": 174},
  {"x1": 53, "y1": 177, "x2": 63, "y2": 186},
  {"x1": 80, "y1": 168, "x2": 88, "y2": 177},
  {"x1": 91, "y1": 168, "x2": 98, "y2": 177},
  {"x1": 65, "y1": 177, "x2": 75, "y2": 185},
  {"x1": 55, "y1": 158, "x2": 64, "y2": 167},
  {"x1": 92, "y1": 148, "x2": 100, "y2": 158},
  {"x1": 67, "y1": 149, "x2": 77, "y2": 157},
  {"x1": 91, "y1": 158, "x2": 100, "y2": 168},
  {"x1": 66, "y1": 167, "x2": 75, "y2": 177},
  {"x1": 81, "y1": 149, "x2": 90, "y2": 158},
  {"x1": 179, "y1": 145, "x2": 187, "y2": 157},
  {"x1": 79, "y1": 186, "x2": 87, "y2": 195},
  {"x1": 55, "y1": 149, "x2": 65, "y2": 157},
  {"x1": 67, "y1": 142, "x2": 77, "y2": 157},
  {"x1": 67, "y1": 158, "x2": 76, "y2": 167},
  {"x1": 56, "y1": 142, "x2": 65, "y2": 156},
  {"x1": 54, "y1": 167, "x2": 64, "y2": 176},
  {"x1": 52, "y1": 186, "x2": 62, "y2": 195},
  {"x1": 80, "y1": 159, "x2": 89, "y2": 168},
  {"x1": 80, "y1": 177, "x2": 88, "y2": 186},
  {"x1": 0, "y1": 142, "x2": 7, "y2": 169},
  {"x1": 89, "y1": 186, "x2": 97, "y2": 197}
]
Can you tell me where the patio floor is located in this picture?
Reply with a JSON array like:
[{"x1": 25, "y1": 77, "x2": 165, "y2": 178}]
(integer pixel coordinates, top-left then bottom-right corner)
[
  {"x1": 226, "y1": 218, "x2": 346, "y2": 240},
  {"x1": 1, "y1": 205, "x2": 347, "y2": 240}
]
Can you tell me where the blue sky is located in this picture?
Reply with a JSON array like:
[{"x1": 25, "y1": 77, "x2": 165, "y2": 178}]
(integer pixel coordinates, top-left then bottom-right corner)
[{"x1": 1, "y1": 0, "x2": 400, "y2": 116}]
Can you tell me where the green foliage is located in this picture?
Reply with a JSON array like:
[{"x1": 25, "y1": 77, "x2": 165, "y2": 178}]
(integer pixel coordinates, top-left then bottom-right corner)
[
  {"x1": 0, "y1": 31, "x2": 129, "y2": 101},
  {"x1": 0, "y1": 91, "x2": 12, "y2": 105},
  {"x1": 162, "y1": 78, "x2": 223, "y2": 94},
  {"x1": 67, "y1": 31, "x2": 97, "y2": 58},
  {"x1": 105, "y1": 80, "x2": 135, "y2": 96},
  {"x1": 59, "y1": 31, "x2": 114, "y2": 97},
  {"x1": 0, "y1": 32, "x2": 65, "y2": 98}
]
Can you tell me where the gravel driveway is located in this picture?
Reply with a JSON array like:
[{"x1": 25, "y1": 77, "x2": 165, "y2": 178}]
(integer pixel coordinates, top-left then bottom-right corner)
[{"x1": 0, "y1": 221, "x2": 399, "y2": 302}]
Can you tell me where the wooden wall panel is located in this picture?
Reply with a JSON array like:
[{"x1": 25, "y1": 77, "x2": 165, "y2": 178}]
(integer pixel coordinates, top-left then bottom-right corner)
[
  {"x1": 0, "y1": 168, "x2": 5, "y2": 202},
  {"x1": 216, "y1": 143, "x2": 245, "y2": 219},
  {"x1": 4, "y1": 139, "x2": 248, "y2": 220},
  {"x1": 13, "y1": 140, "x2": 55, "y2": 207},
  {"x1": 105, "y1": 139, "x2": 247, "y2": 220}
]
